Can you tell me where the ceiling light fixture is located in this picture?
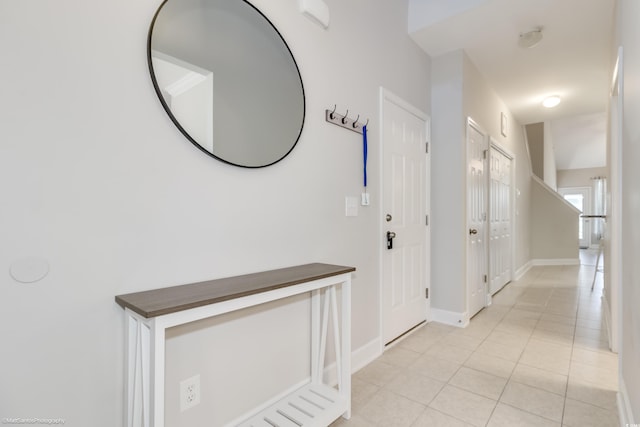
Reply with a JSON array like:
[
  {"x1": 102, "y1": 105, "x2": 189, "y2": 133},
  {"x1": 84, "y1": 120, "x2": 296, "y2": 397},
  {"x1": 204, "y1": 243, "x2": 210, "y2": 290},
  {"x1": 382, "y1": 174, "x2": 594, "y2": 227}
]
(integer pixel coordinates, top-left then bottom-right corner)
[
  {"x1": 518, "y1": 27, "x2": 543, "y2": 49},
  {"x1": 542, "y1": 95, "x2": 561, "y2": 108}
]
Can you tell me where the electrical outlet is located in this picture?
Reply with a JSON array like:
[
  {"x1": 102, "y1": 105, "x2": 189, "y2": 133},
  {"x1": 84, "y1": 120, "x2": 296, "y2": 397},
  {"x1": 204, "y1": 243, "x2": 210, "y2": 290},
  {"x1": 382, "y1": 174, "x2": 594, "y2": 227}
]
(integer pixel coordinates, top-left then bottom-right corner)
[{"x1": 180, "y1": 374, "x2": 201, "y2": 412}]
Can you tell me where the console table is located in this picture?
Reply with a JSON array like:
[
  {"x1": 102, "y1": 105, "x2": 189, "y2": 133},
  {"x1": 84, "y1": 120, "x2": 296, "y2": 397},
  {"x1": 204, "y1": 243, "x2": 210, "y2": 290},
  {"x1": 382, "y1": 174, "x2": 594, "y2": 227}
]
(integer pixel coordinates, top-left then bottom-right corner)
[{"x1": 115, "y1": 263, "x2": 354, "y2": 427}]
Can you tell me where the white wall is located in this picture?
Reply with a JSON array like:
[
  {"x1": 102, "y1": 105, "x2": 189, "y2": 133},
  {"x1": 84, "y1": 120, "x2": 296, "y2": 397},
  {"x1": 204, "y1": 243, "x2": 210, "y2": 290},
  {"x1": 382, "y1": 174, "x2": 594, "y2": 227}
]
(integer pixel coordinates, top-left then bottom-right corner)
[
  {"x1": 543, "y1": 122, "x2": 558, "y2": 190},
  {"x1": 430, "y1": 51, "x2": 465, "y2": 314},
  {"x1": 0, "y1": 0, "x2": 430, "y2": 424},
  {"x1": 524, "y1": 122, "x2": 558, "y2": 190},
  {"x1": 525, "y1": 123, "x2": 545, "y2": 180},
  {"x1": 430, "y1": 50, "x2": 531, "y2": 318},
  {"x1": 462, "y1": 54, "x2": 532, "y2": 273},
  {"x1": 530, "y1": 179, "x2": 580, "y2": 261},
  {"x1": 614, "y1": 0, "x2": 640, "y2": 423},
  {"x1": 557, "y1": 167, "x2": 608, "y2": 188}
]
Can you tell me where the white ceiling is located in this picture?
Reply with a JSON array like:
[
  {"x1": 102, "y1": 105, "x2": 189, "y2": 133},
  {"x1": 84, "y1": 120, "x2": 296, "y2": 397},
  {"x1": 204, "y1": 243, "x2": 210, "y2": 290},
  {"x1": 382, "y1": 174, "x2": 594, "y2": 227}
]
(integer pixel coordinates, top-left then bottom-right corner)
[
  {"x1": 549, "y1": 112, "x2": 607, "y2": 170},
  {"x1": 408, "y1": 0, "x2": 615, "y2": 169}
]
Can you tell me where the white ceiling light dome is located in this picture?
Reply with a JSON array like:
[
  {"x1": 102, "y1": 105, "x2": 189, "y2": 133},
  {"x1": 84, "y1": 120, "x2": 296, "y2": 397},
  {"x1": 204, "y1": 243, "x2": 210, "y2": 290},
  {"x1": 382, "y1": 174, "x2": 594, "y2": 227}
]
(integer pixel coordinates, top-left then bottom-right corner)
[
  {"x1": 519, "y1": 27, "x2": 543, "y2": 48},
  {"x1": 543, "y1": 95, "x2": 562, "y2": 108}
]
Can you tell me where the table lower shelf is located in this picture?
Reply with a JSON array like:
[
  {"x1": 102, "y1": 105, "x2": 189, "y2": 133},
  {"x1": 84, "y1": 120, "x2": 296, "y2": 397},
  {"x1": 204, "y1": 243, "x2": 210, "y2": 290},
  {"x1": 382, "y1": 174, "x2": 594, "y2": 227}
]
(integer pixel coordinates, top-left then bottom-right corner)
[{"x1": 237, "y1": 383, "x2": 349, "y2": 427}]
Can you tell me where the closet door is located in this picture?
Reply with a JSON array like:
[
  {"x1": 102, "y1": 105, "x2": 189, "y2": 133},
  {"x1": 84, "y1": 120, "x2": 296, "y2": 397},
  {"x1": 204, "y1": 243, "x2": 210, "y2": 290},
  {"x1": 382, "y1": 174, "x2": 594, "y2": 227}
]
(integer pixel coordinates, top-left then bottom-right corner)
[
  {"x1": 467, "y1": 119, "x2": 488, "y2": 317},
  {"x1": 489, "y1": 144, "x2": 513, "y2": 295}
]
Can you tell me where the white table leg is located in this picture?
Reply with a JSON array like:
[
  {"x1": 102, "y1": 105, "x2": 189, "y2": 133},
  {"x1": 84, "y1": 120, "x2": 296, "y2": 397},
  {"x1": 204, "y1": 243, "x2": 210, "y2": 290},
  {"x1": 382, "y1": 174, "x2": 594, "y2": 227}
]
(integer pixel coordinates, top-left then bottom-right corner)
[
  {"x1": 340, "y1": 277, "x2": 351, "y2": 419},
  {"x1": 150, "y1": 318, "x2": 165, "y2": 427},
  {"x1": 124, "y1": 310, "x2": 151, "y2": 427},
  {"x1": 311, "y1": 289, "x2": 321, "y2": 384}
]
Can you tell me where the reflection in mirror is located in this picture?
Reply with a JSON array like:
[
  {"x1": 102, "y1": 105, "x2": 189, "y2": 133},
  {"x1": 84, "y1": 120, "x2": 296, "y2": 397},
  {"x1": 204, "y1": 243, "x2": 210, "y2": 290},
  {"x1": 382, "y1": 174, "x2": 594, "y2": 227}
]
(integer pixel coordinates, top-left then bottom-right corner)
[
  {"x1": 152, "y1": 51, "x2": 215, "y2": 153},
  {"x1": 148, "y1": 0, "x2": 305, "y2": 168}
]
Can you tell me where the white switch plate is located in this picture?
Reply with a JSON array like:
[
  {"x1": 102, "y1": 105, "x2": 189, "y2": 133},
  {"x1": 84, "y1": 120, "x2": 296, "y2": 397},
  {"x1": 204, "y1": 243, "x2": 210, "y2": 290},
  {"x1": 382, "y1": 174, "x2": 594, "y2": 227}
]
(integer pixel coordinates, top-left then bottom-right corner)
[{"x1": 345, "y1": 196, "x2": 358, "y2": 217}]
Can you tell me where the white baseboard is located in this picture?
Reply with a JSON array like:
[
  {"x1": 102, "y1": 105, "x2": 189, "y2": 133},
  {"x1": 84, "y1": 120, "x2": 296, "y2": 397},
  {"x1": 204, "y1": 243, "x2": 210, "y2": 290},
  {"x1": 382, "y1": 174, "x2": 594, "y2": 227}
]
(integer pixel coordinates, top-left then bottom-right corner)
[
  {"x1": 323, "y1": 337, "x2": 382, "y2": 386},
  {"x1": 431, "y1": 308, "x2": 469, "y2": 328},
  {"x1": 617, "y1": 376, "x2": 636, "y2": 426},
  {"x1": 514, "y1": 261, "x2": 533, "y2": 281},
  {"x1": 531, "y1": 258, "x2": 580, "y2": 266},
  {"x1": 351, "y1": 337, "x2": 382, "y2": 374}
]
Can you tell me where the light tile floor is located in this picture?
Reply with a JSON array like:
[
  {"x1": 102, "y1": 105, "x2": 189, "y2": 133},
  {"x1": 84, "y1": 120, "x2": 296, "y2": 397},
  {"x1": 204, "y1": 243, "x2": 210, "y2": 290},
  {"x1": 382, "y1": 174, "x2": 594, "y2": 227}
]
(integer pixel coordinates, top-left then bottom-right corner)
[{"x1": 332, "y1": 250, "x2": 619, "y2": 427}]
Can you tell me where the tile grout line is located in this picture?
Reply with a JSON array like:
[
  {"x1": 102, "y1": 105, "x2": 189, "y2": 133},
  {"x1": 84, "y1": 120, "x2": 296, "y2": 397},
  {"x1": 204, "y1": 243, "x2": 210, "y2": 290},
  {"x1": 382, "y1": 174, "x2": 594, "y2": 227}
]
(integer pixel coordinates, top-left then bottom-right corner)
[
  {"x1": 561, "y1": 283, "x2": 582, "y2": 426},
  {"x1": 482, "y1": 294, "x2": 537, "y2": 426}
]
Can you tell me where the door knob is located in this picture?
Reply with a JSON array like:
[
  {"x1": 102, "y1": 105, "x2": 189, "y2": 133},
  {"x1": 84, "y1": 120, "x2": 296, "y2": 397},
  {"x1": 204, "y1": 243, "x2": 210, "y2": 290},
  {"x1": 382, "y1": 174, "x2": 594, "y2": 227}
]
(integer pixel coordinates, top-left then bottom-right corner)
[
  {"x1": 386, "y1": 231, "x2": 396, "y2": 249},
  {"x1": 469, "y1": 229, "x2": 478, "y2": 235}
]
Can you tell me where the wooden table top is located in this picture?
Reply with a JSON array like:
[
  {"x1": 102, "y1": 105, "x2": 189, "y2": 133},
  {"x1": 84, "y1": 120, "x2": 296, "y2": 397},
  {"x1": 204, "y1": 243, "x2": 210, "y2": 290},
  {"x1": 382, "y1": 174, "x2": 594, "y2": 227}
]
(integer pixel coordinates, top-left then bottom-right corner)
[{"x1": 115, "y1": 263, "x2": 355, "y2": 318}]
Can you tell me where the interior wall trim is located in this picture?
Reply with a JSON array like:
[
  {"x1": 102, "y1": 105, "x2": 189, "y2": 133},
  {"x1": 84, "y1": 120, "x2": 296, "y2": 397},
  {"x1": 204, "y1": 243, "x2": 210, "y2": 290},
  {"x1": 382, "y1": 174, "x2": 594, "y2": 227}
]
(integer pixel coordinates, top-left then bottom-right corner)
[
  {"x1": 323, "y1": 337, "x2": 381, "y2": 386},
  {"x1": 531, "y1": 258, "x2": 580, "y2": 266},
  {"x1": 617, "y1": 377, "x2": 636, "y2": 426},
  {"x1": 514, "y1": 261, "x2": 533, "y2": 281},
  {"x1": 431, "y1": 308, "x2": 469, "y2": 328}
]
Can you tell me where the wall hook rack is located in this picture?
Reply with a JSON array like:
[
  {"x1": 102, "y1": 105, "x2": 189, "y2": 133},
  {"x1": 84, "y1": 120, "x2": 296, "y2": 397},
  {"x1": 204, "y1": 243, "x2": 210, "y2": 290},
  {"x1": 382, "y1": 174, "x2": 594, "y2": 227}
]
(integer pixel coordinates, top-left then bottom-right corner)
[{"x1": 326, "y1": 105, "x2": 368, "y2": 135}]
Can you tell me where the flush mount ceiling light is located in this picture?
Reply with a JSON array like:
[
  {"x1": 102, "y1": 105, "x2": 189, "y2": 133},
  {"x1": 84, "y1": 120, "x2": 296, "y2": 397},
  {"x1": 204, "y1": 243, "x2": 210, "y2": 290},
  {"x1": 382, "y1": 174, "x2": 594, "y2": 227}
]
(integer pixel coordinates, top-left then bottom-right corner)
[
  {"x1": 519, "y1": 27, "x2": 543, "y2": 48},
  {"x1": 542, "y1": 95, "x2": 561, "y2": 108}
]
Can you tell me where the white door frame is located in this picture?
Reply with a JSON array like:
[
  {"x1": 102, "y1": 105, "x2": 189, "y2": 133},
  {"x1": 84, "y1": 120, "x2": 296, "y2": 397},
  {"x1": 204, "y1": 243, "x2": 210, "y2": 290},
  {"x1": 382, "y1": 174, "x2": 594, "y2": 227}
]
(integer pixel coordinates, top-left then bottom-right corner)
[
  {"x1": 379, "y1": 87, "x2": 430, "y2": 351},
  {"x1": 488, "y1": 138, "x2": 515, "y2": 297},
  {"x1": 608, "y1": 47, "x2": 623, "y2": 353}
]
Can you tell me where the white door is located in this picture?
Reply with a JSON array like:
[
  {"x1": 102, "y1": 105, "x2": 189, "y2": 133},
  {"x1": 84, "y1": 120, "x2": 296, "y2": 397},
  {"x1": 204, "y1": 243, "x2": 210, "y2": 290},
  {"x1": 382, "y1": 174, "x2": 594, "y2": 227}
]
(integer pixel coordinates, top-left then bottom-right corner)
[
  {"x1": 467, "y1": 119, "x2": 488, "y2": 317},
  {"x1": 381, "y1": 88, "x2": 430, "y2": 345},
  {"x1": 489, "y1": 144, "x2": 513, "y2": 295},
  {"x1": 558, "y1": 187, "x2": 591, "y2": 248}
]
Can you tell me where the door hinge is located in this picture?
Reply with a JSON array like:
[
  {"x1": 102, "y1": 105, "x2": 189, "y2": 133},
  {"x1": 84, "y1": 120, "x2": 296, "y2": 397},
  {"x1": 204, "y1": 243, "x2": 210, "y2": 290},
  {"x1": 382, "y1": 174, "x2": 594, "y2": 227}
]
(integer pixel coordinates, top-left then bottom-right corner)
[
  {"x1": 483, "y1": 274, "x2": 488, "y2": 283},
  {"x1": 483, "y1": 149, "x2": 488, "y2": 159},
  {"x1": 425, "y1": 288, "x2": 429, "y2": 299},
  {"x1": 426, "y1": 142, "x2": 429, "y2": 154},
  {"x1": 425, "y1": 214, "x2": 429, "y2": 226}
]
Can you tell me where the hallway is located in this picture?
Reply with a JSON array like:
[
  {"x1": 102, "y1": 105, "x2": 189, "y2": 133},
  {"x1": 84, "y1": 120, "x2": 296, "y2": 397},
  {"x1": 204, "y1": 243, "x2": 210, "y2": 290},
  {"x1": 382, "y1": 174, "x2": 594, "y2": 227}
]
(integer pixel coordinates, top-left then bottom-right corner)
[{"x1": 333, "y1": 252, "x2": 619, "y2": 426}]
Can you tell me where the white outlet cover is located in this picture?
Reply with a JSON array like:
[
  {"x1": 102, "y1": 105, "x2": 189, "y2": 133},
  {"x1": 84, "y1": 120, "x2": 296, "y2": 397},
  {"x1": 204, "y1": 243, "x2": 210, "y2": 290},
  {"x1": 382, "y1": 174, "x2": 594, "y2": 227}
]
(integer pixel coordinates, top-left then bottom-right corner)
[{"x1": 180, "y1": 374, "x2": 201, "y2": 412}]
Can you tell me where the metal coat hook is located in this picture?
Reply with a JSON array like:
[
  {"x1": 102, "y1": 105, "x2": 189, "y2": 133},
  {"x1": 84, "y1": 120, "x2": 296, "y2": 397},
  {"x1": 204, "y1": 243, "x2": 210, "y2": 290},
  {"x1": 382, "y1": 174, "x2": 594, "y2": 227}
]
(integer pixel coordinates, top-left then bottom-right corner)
[{"x1": 325, "y1": 105, "x2": 368, "y2": 135}]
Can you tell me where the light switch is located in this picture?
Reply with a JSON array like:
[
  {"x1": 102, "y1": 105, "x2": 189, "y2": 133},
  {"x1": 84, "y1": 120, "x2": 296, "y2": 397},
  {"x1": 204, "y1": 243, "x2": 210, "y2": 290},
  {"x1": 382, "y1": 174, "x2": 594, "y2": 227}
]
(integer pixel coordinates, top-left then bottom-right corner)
[{"x1": 345, "y1": 196, "x2": 358, "y2": 217}]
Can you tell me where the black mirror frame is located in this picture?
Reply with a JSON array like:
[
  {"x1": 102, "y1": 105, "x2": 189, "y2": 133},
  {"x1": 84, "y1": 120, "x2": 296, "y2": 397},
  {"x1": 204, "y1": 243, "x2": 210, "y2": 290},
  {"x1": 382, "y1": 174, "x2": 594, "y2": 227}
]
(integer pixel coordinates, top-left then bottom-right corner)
[{"x1": 147, "y1": 0, "x2": 306, "y2": 168}]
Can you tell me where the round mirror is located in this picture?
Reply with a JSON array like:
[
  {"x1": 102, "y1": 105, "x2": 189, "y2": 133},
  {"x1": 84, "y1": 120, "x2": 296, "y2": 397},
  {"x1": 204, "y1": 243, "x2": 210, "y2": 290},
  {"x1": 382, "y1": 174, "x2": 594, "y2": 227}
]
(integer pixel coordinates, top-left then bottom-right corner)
[{"x1": 148, "y1": 0, "x2": 305, "y2": 168}]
